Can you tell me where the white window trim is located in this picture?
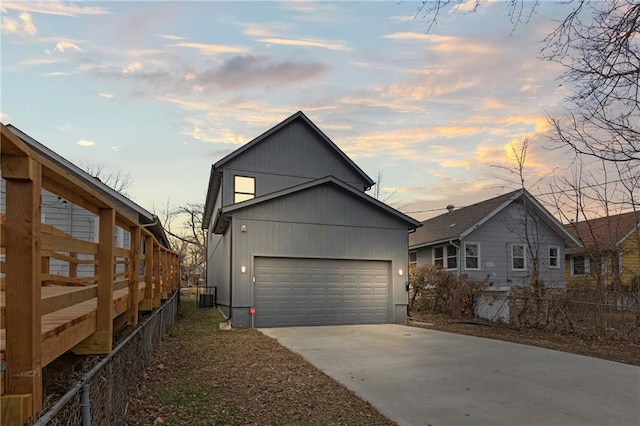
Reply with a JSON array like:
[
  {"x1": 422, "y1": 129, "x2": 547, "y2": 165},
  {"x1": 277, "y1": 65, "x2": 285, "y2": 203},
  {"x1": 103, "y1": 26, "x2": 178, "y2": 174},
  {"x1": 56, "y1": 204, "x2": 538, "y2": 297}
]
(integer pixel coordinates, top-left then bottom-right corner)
[
  {"x1": 548, "y1": 245, "x2": 560, "y2": 269},
  {"x1": 511, "y1": 243, "x2": 527, "y2": 271},
  {"x1": 433, "y1": 244, "x2": 458, "y2": 270},
  {"x1": 570, "y1": 255, "x2": 590, "y2": 277},
  {"x1": 409, "y1": 250, "x2": 418, "y2": 267},
  {"x1": 463, "y1": 242, "x2": 481, "y2": 271}
]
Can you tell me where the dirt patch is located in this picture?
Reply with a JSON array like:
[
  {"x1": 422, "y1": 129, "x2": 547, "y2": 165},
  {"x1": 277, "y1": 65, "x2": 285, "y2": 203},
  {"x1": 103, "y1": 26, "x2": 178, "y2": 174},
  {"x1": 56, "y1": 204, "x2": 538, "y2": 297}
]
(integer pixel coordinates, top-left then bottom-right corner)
[
  {"x1": 125, "y1": 298, "x2": 394, "y2": 425},
  {"x1": 408, "y1": 314, "x2": 640, "y2": 367}
]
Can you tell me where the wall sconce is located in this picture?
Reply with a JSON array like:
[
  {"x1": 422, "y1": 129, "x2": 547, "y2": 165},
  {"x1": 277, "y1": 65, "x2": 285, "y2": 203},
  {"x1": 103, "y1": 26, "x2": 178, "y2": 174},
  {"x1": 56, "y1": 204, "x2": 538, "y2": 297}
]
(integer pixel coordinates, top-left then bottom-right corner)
[
  {"x1": 240, "y1": 266, "x2": 246, "y2": 274},
  {"x1": 398, "y1": 269, "x2": 404, "y2": 276},
  {"x1": 240, "y1": 225, "x2": 247, "y2": 232}
]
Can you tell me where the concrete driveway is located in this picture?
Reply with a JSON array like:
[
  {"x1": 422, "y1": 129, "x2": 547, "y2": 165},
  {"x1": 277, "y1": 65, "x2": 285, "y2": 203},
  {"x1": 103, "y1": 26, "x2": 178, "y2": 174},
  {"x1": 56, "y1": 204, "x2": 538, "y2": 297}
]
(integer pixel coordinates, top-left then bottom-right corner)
[{"x1": 260, "y1": 324, "x2": 640, "y2": 426}]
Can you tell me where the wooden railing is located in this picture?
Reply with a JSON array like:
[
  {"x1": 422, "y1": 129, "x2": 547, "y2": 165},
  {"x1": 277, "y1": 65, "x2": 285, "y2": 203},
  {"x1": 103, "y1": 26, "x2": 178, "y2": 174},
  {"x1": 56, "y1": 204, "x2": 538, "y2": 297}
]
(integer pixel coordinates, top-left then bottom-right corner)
[{"x1": 0, "y1": 124, "x2": 180, "y2": 424}]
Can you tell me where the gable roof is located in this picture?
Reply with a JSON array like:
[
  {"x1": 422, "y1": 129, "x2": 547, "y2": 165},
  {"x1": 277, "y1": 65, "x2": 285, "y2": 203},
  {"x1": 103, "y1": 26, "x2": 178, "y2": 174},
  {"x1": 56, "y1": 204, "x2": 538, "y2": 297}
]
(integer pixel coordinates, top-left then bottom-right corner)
[
  {"x1": 4, "y1": 123, "x2": 171, "y2": 248},
  {"x1": 409, "y1": 189, "x2": 581, "y2": 249},
  {"x1": 203, "y1": 111, "x2": 375, "y2": 227},
  {"x1": 565, "y1": 211, "x2": 640, "y2": 252},
  {"x1": 212, "y1": 175, "x2": 421, "y2": 234}
]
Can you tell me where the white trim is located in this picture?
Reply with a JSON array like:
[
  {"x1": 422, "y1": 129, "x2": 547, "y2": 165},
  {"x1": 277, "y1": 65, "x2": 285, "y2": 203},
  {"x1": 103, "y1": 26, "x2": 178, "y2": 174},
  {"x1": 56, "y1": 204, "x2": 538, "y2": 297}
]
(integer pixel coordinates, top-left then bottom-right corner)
[
  {"x1": 548, "y1": 245, "x2": 560, "y2": 269},
  {"x1": 433, "y1": 244, "x2": 458, "y2": 270},
  {"x1": 511, "y1": 243, "x2": 526, "y2": 271},
  {"x1": 463, "y1": 241, "x2": 481, "y2": 271}
]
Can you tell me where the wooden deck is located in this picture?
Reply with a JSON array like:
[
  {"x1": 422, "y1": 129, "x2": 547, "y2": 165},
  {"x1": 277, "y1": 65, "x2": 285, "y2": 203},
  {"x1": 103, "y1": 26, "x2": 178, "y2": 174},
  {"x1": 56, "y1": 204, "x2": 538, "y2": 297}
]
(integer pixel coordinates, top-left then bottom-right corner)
[
  {"x1": 0, "y1": 281, "x2": 150, "y2": 367},
  {"x1": 1, "y1": 123, "x2": 180, "y2": 424}
]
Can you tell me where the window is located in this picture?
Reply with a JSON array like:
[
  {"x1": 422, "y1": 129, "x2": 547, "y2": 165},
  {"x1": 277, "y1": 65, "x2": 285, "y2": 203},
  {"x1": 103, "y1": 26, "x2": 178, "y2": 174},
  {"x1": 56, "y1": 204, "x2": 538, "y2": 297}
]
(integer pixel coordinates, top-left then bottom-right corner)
[
  {"x1": 234, "y1": 176, "x2": 255, "y2": 203},
  {"x1": 409, "y1": 251, "x2": 417, "y2": 267},
  {"x1": 548, "y1": 246, "x2": 560, "y2": 269},
  {"x1": 512, "y1": 244, "x2": 526, "y2": 271},
  {"x1": 434, "y1": 244, "x2": 458, "y2": 269},
  {"x1": 464, "y1": 242, "x2": 480, "y2": 270},
  {"x1": 571, "y1": 255, "x2": 590, "y2": 276}
]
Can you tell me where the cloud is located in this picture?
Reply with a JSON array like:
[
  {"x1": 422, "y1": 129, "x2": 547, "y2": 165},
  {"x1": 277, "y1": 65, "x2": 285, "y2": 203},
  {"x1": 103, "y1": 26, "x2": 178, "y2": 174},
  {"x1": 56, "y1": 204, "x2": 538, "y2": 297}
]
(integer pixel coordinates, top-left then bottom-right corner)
[
  {"x1": 42, "y1": 71, "x2": 73, "y2": 77},
  {"x1": 21, "y1": 58, "x2": 63, "y2": 66},
  {"x1": 384, "y1": 32, "x2": 495, "y2": 54},
  {"x1": 56, "y1": 40, "x2": 81, "y2": 52},
  {"x1": 99, "y1": 93, "x2": 115, "y2": 98},
  {"x1": 258, "y1": 37, "x2": 350, "y2": 51},
  {"x1": 169, "y1": 42, "x2": 247, "y2": 54},
  {"x1": 157, "y1": 34, "x2": 186, "y2": 41},
  {"x1": 2, "y1": 12, "x2": 37, "y2": 37},
  {"x1": 197, "y1": 55, "x2": 330, "y2": 91},
  {"x1": 2, "y1": 1, "x2": 109, "y2": 16},
  {"x1": 122, "y1": 62, "x2": 142, "y2": 74},
  {"x1": 77, "y1": 139, "x2": 95, "y2": 147}
]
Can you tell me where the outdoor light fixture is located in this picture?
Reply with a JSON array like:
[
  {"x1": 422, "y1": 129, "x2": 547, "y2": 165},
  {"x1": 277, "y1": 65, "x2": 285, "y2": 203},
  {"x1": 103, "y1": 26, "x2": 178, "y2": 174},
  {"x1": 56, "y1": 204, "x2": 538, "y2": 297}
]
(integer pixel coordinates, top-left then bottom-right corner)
[
  {"x1": 241, "y1": 266, "x2": 246, "y2": 274},
  {"x1": 398, "y1": 269, "x2": 403, "y2": 276}
]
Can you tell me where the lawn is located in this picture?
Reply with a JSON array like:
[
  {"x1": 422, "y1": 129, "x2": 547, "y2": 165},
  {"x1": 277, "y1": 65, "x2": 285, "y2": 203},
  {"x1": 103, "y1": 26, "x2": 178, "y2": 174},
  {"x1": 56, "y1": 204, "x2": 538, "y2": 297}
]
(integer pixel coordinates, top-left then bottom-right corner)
[{"x1": 125, "y1": 297, "x2": 394, "y2": 425}]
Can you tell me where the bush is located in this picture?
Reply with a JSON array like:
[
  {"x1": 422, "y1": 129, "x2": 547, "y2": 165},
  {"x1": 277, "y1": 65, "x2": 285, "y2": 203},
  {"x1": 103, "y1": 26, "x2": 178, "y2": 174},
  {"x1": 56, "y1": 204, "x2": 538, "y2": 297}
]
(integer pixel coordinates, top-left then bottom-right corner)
[{"x1": 409, "y1": 264, "x2": 487, "y2": 318}]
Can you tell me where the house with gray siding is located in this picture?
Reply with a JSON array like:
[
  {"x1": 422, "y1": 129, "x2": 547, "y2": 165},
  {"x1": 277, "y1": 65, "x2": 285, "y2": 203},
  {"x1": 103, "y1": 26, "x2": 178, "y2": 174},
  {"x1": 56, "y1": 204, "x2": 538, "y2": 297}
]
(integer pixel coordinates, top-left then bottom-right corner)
[
  {"x1": 203, "y1": 111, "x2": 421, "y2": 327},
  {"x1": 409, "y1": 190, "x2": 581, "y2": 319}
]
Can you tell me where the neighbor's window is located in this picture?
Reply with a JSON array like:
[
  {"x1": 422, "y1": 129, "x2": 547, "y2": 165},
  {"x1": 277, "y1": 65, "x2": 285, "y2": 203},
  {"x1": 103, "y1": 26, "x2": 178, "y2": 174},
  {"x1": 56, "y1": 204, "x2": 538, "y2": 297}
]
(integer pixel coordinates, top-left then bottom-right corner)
[
  {"x1": 464, "y1": 242, "x2": 480, "y2": 270},
  {"x1": 234, "y1": 176, "x2": 255, "y2": 203},
  {"x1": 571, "y1": 255, "x2": 590, "y2": 276},
  {"x1": 409, "y1": 251, "x2": 417, "y2": 267},
  {"x1": 434, "y1": 244, "x2": 457, "y2": 269},
  {"x1": 512, "y1": 244, "x2": 526, "y2": 271},
  {"x1": 548, "y1": 246, "x2": 560, "y2": 269}
]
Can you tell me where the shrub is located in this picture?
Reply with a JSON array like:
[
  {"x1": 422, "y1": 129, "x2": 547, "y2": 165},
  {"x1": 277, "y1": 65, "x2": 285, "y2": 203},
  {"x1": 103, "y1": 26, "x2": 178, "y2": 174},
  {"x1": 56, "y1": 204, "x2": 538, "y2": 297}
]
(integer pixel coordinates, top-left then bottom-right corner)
[{"x1": 409, "y1": 264, "x2": 487, "y2": 318}]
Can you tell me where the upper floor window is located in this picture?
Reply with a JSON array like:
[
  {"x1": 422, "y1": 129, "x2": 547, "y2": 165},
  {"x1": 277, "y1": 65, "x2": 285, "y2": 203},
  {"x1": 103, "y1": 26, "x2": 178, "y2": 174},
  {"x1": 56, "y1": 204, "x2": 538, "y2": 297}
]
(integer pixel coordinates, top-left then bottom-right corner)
[
  {"x1": 571, "y1": 255, "x2": 590, "y2": 276},
  {"x1": 512, "y1": 244, "x2": 526, "y2": 271},
  {"x1": 409, "y1": 251, "x2": 417, "y2": 267},
  {"x1": 548, "y1": 246, "x2": 560, "y2": 269},
  {"x1": 464, "y1": 242, "x2": 480, "y2": 270},
  {"x1": 434, "y1": 244, "x2": 457, "y2": 269},
  {"x1": 234, "y1": 176, "x2": 255, "y2": 203}
]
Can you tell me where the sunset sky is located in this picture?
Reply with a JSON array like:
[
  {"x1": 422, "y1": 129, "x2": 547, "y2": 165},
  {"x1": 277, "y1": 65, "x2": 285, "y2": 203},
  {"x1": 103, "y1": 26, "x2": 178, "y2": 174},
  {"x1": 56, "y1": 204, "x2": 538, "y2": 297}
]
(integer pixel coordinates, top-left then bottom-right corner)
[{"x1": 1, "y1": 1, "x2": 585, "y2": 221}]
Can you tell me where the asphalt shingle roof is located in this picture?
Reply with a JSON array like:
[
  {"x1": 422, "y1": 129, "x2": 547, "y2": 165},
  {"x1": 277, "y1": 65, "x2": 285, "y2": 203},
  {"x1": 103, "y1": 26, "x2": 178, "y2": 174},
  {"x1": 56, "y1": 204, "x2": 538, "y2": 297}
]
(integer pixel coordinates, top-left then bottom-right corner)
[
  {"x1": 409, "y1": 190, "x2": 521, "y2": 248},
  {"x1": 565, "y1": 211, "x2": 640, "y2": 252}
]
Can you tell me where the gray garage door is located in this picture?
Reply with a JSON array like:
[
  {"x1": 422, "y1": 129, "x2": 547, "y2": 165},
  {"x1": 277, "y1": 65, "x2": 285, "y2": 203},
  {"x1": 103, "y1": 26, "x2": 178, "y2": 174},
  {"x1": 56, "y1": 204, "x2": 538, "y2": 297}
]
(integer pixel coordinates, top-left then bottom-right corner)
[{"x1": 254, "y1": 257, "x2": 390, "y2": 327}]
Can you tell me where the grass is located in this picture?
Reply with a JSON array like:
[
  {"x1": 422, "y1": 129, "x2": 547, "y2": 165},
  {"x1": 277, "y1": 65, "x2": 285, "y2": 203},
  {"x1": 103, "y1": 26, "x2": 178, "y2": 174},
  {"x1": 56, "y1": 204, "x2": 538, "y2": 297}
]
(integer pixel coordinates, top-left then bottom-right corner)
[{"x1": 126, "y1": 297, "x2": 394, "y2": 425}]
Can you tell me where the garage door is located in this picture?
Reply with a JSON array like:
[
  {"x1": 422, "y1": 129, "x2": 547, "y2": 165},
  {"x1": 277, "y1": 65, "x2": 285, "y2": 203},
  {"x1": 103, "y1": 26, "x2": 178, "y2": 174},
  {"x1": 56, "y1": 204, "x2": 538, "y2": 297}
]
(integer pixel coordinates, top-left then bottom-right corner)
[{"x1": 254, "y1": 257, "x2": 390, "y2": 327}]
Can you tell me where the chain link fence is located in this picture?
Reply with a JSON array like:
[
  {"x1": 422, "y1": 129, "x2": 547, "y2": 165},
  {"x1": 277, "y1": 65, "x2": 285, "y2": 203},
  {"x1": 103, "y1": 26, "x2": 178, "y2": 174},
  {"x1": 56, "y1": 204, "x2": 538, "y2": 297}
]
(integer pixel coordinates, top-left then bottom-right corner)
[{"x1": 32, "y1": 290, "x2": 179, "y2": 426}]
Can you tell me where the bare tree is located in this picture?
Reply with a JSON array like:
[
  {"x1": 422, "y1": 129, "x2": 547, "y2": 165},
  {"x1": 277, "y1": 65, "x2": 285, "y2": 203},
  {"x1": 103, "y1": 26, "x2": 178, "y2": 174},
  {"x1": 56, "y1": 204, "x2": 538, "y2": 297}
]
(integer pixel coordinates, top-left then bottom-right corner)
[
  {"x1": 545, "y1": 1, "x2": 640, "y2": 164},
  {"x1": 416, "y1": 1, "x2": 639, "y2": 163},
  {"x1": 156, "y1": 200, "x2": 206, "y2": 286},
  {"x1": 80, "y1": 161, "x2": 133, "y2": 196}
]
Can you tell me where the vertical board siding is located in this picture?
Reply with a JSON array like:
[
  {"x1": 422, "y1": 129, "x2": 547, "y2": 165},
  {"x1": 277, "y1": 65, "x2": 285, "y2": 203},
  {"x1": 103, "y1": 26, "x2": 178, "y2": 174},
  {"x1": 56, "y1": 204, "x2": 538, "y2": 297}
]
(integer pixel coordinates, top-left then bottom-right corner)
[
  {"x1": 220, "y1": 121, "x2": 367, "y2": 206},
  {"x1": 228, "y1": 185, "x2": 409, "y2": 322}
]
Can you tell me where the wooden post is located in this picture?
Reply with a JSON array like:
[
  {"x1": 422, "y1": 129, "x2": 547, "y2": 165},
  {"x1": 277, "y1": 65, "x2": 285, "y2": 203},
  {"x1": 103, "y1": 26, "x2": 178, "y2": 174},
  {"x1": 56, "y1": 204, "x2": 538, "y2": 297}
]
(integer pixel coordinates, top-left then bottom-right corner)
[
  {"x1": 128, "y1": 226, "x2": 141, "y2": 325},
  {"x1": 153, "y1": 242, "x2": 161, "y2": 308},
  {"x1": 73, "y1": 208, "x2": 114, "y2": 354},
  {"x1": 139, "y1": 234, "x2": 154, "y2": 311},
  {"x1": 161, "y1": 248, "x2": 169, "y2": 299},
  {"x1": 2, "y1": 156, "x2": 42, "y2": 421}
]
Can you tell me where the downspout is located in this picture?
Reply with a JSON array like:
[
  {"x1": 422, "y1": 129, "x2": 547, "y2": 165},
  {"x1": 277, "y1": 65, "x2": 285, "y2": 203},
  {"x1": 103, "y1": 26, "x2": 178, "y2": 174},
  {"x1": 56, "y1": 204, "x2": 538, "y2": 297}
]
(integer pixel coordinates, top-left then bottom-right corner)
[{"x1": 228, "y1": 219, "x2": 233, "y2": 323}]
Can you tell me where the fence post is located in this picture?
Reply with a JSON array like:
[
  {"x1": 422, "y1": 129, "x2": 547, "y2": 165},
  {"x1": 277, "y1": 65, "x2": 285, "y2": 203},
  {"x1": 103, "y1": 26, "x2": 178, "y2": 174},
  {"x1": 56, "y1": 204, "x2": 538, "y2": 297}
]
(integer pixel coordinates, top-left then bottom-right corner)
[
  {"x1": 139, "y1": 234, "x2": 154, "y2": 311},
  {"x1": 128, "y1": 226, "x2": 141, "y2": 326},
  {"x1": 73, "y1": 208, "x2": 115, "y2": 354},
  {"x1": 1, "y1": 156, "x2": 43, "y2": 422}
]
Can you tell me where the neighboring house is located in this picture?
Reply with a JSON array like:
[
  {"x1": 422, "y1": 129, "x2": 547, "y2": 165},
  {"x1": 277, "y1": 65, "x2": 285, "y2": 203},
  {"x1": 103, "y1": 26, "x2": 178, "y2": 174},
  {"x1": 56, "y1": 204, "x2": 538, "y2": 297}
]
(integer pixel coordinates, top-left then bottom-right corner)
[
  {"x1": 0, "y1": 124, "x2": 171, "y2": 277},
  {"x1": 564, "y1": 211, "x2": 640, "y2": 290},
  {"x1": 409, "y1": 189, "x2": 582, "y2": 290},
  {"x1": 202, "y1": 111, "x2": 421, "y2": 328}
]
